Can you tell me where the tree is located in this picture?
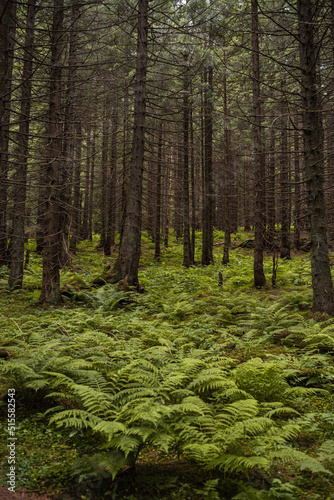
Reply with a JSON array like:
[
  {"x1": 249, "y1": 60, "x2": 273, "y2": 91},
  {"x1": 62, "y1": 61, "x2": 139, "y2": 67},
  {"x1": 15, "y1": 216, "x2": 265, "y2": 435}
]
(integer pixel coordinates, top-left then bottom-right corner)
[
  {"x1": 0, "y1": 0, "x2": 16, "y2": 267},
  {"x1": 201, "y1": 63, "x2": 214, "y2": 266},
  {"x1": 297, "y1": 0, "x2": 334, "y2": 313},
  {"x1": 9, "y1": 0, "x2": 36, "y2": 289},
  {"x1": 279, "y1": 85, "x2": 291, "y2": 260},
  {"x1": 112, "y1": 0, "x2": 148, "y2": 288},
  {"x1": 251, "y1": 0, "x2": 266, "y2": 287},
  {"x1": 183, "y1": 54, "x2": 193, "y2": 267},
  {"x1": 61, "y1": 0, "x2": 80, "y2": 263},
  {"x1": 154, "y1": 119, "x2": 163, "y2": 261},
  {"x1": 40, "y1": 0, "x2": 65, "y2": 305}
]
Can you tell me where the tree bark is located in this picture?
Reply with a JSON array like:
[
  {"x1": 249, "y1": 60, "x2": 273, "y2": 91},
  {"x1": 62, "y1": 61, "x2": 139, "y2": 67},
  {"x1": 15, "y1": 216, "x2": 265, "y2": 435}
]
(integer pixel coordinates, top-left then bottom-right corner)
[
  {"x1": 252, "y1": 0, "x2": 266, "y2": 287},
  {"x1": 0, "y1": 0, "x2": 16, "y2": 266},
  {"x1": 39, "y1": 0, "x2": 64, "y2": 305},
  {"x1": 81, "y1": 124, "x2": 91, "y2": 240},
  {"x1": 222, "y1": 75, "x2": 231, "y2": 265},
  {"x1": 106, "y1": 97, "x2": 118, "y2": 251},
  {"x1": 59, "y1": 0, "x2": 79, "y2": 266},
  {"x1": 69, "y1": 124, "x2": 82, "y2": 253},
  {"x1": 280, "y1": 92, "x2": 291, "y2": 259},
  {"x1": 154, "y1": 120, "x2": 163, "y2": 260},
  {"x1": 100, "y1": 98, "x2": 110, "y2": 252},
  {"x1": 201, "y1": 65, "x2": 214, "y2": 265},
  {"x1": 88, "y1": 126, "x2": 96, "y2": 241},
  {"x1": 298, "y1": 0, "x2": 334, "y2": 313},
  {"x1": 267, "y1": 126, "x2": 276, "y2": 250},
  {"x1": 223, "y1": 129, "x2": 232, "y2": 265},
  {"x1": 294, "y1": 124, "x2": 301, "y2": 250},
  {"x1": 183, "y1": 56, "x2": 193, "y2": 267},
  {"x1": 190, "y1": 101, "x2": 196, "y2": 261},
  {"x1": 113, "y1": 0, "x2": 148, "y2": 287},
  {"x1": 9, "y1": 0, "x2": 36, "y2": 289}
]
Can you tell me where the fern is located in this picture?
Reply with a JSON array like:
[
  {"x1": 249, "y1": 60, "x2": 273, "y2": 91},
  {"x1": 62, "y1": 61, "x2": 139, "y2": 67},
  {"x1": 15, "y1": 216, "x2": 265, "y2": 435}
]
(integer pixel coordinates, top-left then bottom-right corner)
[{"x1": 232, "y1": 478, "x2": 299, "y2": 499}]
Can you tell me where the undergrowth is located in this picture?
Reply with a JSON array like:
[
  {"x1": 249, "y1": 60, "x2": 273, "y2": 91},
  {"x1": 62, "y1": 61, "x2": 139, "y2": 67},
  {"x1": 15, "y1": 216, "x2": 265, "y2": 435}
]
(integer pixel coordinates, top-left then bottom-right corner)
[{"x1": 0, "y1": 231, "x2": 334, "y2": 499}]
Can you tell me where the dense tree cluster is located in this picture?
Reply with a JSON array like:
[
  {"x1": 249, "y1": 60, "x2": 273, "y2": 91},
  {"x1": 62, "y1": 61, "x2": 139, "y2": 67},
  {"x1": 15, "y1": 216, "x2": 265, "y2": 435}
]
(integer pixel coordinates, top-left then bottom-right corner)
[{"x1": 1, "y1": 0, "x2": 334, "y2": 311}]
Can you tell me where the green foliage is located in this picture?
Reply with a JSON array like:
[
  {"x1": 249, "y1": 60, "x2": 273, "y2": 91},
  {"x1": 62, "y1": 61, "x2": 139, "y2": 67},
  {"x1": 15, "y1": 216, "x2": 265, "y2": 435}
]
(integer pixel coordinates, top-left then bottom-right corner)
[
  {"x1": 232, "y1": 479, "x2": 299, "y2": 500},
  {"x1": 1, "y1": 235, "x2": 334, "y2": 498}
]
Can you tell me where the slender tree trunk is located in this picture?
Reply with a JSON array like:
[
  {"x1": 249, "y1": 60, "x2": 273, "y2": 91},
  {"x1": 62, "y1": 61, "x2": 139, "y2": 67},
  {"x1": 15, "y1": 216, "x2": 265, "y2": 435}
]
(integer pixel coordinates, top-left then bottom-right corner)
[
  {"x1": 327, "y1": 0, "x2": 334, "y2": 245},
  {"x1": 106, "y1": 97, "x2": 118, "y2": 252},
  {"x1": 59, "y1": 0, "x2": 79, "y2": 266},
  {"x1": 164, "y1": 152, "x2": 172, "y2": 248},
  {"x1": 298, "y1": 0, "x2": 334, "y2": 313},
  {"x1": 173, "y1": 143, "x2": 183, "y2": 240},
  {"x1": 190, "y1": 103, "x2": 196, "y2": 260},
  {"x1": 0, "y1": 0, "x2": 16, "y2": 266},
  {"x1": 222, "y1": 76, "x2": 231, "y2": 265},
  {"x1": 9, "y1": 0, "x2": 36, "y2": 289},
  {"x1": 244, "y1": 161, "x2": 252, "y2": 231},
  {"x1": 81, "y1": 124, "x2": 91, "y2": 240},
  {"x1": 202, "y1": 65, "x2": 214, "y2": 265},
  {"x1": 294, "y1": 124, "x2": 301, "y2": 250},
  {"x1": 120, "y1": 86, "x2": 129, "y2": 243},
  {"x1": 88, "y1": 127, "x2": 96, "y2": 241},
  {"x1": 280, "y1": 93, "x2": 291, "y2": 259},
  {"x1": 113, "y1": 0, "x2": 148, "y2": 287},
  {"x1": 154, "y1": 120, "x2": 163, "y2": 260},
  {"x1": 252, "y1": 0, "x2": 266, "y2": 287},
  {"x1": 267, "y1": 126, "x2": 276, "y2": 250},
  {"x1": 69, "y1": 124, "x2": 82, "y2": 253},
  {"x1": 147, "y1": 156, "x2": 155, "y2": 240},
  {"x1": 223, "y1": 129, "x2": 232, "y2": 265},
  {"x1": 183, "y1": 57, "x2": 193, "y2": 267},
  {"x1": 100, "y1": 99, "x2": 110, "y2": 251},
  {"x1": 39, "y1": 0, "x2": 64, "y2": 305}
]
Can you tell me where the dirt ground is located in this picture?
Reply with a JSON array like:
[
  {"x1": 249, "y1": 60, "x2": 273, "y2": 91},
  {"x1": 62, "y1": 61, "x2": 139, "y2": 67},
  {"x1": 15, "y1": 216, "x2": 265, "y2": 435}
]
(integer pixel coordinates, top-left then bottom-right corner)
[{"x1": 0, "y1": 487, "x2": 73, "y2": 500}]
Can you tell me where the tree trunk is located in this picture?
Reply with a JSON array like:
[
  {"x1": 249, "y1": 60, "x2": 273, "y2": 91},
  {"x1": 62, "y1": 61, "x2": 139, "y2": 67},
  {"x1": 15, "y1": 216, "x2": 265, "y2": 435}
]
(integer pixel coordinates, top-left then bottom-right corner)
[
  {"x1": 0, "y1": 0, "x2": 16, "y2": 266},
  {"x1": 88, "y1": 127, "x2": 96, "y2": 241},
  {"x1": 244, "y1": 160, "x2": 252, "y2": 231},
  {"x1": 223, "y1": 129, "x2": 232, "y2": 265},
  {"x1": 164, "y1": 151, "x2": 172, "y2": 248},
  {"x1": 106, "y1": 97, "x2": 118, "y2": 251},
  {"x1": 183, "y1": 57, "x2": 193, "y2": 267},
  {"x1": 267, "y1": 126, "x2": 276, "y2": 250},
  {"x1": 327, "y1": 0, "x2": 334, "y2": 245},
  {"x1": 120, "y1": 86, "x2": 129, "y2": 243},
  {"x1": 39, "y1": 0, "x2": 64, "y2": 305},
  {"x1": 174, "y1": 144, "x2": 183, "y2": 240},
  {"x1": 147, "y1": 156, "x2": 155, "y2": 240},
  {"x1": 81, "y1": 124, "x2": 91, "y2": 240},
  {"x1": 154, "y1": 120, "x2": 163, "y2": 260},
  {"x1": 252, "y1": 0, "x2": 266, "y2": 287},
  {"x1": 113, "y1": 0, "x2": 148, "y2": 287},
  {"x1": 222, "y1": 76, "x2": 231, "y2": 265},
  {"x1": 280, "y1": 93, "x2": 291, "y2": 259},
  {"x1": 294, "y1": 124, "x2": 301, "y2": 250},
  {"x1": 100, "y1": 99, "x2": 110, "y2": 252},
  {"x1": 201, "y1": 65, "x2": 214, "y2": 265},
  {"x1": 69, "y1": 124, "x2": 82, "y2": 253},
  {"x1": 59, "y1": 0, "x2": 79, "y2": 266},
  {"x1": 190, "y1": 102, "x2": 196, "y2": 261},
  {"x1": 9, "y1": 0, "x2": 36, "y2": 289},
  {"x1": 298, "y1": 0, "x2": 334, "y2": 313}
]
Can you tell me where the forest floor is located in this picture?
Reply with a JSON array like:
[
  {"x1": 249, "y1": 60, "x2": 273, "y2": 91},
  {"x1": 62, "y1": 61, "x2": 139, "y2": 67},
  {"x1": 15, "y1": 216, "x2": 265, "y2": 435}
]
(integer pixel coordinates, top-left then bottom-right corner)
[
  {"x1": 0, "y1": 486, "x2": 54, "y2": 500},
  {"x1": 1, "y1": 231, "x2": 334, "y2": 499}
]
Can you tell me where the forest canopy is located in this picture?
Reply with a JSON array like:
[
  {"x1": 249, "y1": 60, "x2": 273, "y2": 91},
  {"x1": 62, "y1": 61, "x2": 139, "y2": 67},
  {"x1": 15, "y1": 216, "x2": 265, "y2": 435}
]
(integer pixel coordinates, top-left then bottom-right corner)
[{"x1": 0, "y1": 0, "x2": 334, "y2": 310}]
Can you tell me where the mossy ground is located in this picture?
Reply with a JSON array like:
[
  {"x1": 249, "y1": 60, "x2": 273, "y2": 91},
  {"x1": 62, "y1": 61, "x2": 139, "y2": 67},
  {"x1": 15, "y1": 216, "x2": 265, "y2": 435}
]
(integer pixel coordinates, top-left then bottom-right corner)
[{"x1": 1, "y1": 230, "x2": 334, "y2": 499}]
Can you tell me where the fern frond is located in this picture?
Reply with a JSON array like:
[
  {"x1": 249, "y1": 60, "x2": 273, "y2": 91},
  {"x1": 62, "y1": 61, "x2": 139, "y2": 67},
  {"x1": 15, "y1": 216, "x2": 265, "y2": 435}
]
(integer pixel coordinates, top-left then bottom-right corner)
[
  {"x1": 208, "y1": 453, "x2": 270, "y2": 473},
  {"x1": 49, "y1": 409, "x2": 102, "y2": 429}
]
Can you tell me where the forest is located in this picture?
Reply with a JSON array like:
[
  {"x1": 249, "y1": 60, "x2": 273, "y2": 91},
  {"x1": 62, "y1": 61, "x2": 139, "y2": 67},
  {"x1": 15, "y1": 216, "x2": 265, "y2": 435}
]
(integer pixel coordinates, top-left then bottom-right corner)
[{"x1": 1, "y1": 0, "x2": 334, "y2": 498}]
